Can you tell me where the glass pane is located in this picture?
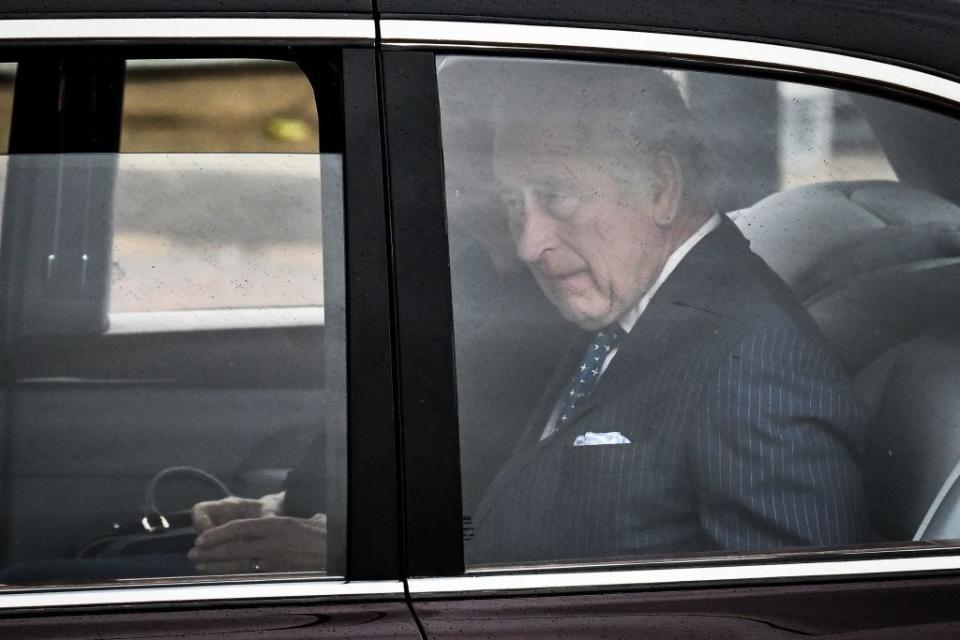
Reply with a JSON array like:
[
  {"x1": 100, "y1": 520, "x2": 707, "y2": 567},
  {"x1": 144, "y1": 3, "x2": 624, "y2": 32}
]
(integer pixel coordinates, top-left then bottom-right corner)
[
  {"x1": 121, "y1": 60, "x2": 319, "y2": 153},
  {"x1": 438, "y1": 55, "x2": 960, "y2": 569},
  {"x1": 110, "y1": 153, "x2": 323, "y2": 313},
  {"x1": 0, "y1": 63, "x2": 15, "y2": 244},
  {"x1": 113, "y1": 60, "x2": 322, "y2": 312},
  {"x1": 0, "y1": 62, "x2": 13, "y2": 155},
  {"x1": 0, "y1": 57, "x2": 345, "y2": 587}
]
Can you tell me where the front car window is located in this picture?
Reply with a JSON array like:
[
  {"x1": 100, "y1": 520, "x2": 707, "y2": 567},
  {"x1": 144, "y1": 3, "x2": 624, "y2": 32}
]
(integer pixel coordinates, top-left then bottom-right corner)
[
  {"x1": 438, "y1": 55, "x2": 960, "y2": 569},
  {"x1": 0, "y1": 55, "x2": 345, "y2": 587}
]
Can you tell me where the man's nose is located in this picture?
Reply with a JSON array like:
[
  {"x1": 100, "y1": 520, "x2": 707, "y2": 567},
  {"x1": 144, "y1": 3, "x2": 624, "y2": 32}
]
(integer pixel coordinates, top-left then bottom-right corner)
[{"x1": 514, "y1": 192, "x2": 556, "y2": 264}]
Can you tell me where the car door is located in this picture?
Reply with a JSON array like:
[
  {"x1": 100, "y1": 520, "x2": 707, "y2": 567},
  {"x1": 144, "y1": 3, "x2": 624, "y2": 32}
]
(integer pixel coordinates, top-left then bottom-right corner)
[
  {"x1": 0, "y1": 7, "x2": 418, "y2": 638},
  {"x1": 381, "y1": 1, "x2": 960, "y2": 636}
]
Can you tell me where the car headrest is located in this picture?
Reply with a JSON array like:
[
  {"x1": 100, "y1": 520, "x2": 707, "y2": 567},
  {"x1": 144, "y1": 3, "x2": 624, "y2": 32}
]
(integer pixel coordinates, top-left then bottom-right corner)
[
  {"x1": 808, "y1": 258, "x2": 960, "y2": 372},
  {"x1": 796, "y1": 223, "x2": 960, "y2": 302},
  {"x1": 732, "y1": 180, "x2": 960, "y2": 290}
]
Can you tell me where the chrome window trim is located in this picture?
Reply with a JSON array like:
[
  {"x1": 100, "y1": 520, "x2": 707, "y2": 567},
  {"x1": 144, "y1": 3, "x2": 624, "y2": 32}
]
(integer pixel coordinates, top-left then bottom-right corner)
[
  {"x1": 0, "y1": 18, "x2": 374, "y2": 42},
  {"x1": 408, "y1": 554, "x2": 960, "y2": 596},
  {"x1": 107, "y1": 306, "x2": 326, "y2": 334},
  {"x1": 0, "y1": 579, "x2": 404, "y2": 610},
  {"x1": 381, "y1": 20, "x2": 960, "y2": 105}
]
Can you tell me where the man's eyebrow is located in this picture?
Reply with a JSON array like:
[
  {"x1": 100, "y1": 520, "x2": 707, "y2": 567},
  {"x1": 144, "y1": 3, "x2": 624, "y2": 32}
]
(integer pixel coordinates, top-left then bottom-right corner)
[{"x1": 515, "y1": 176, "x2": 565, "y2": 192}]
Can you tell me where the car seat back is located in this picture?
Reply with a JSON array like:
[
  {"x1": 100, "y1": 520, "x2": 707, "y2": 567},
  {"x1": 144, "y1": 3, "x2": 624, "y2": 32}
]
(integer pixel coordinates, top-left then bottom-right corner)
[
  {"x1": 854, "y1": 329, "x2": 960, "y2": 541},
  {"x1": 735, "y1": 180, "x2": 960, "y2": 542},
  {"x1": 732, "y1": 180, "x2": 960, "y2": 301}
]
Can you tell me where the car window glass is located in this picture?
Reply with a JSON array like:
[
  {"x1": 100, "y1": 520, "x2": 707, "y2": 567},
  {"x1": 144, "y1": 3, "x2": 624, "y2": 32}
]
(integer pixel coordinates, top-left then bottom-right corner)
[
  {"x1": 437, "y1": 54, "x2": 960, "y2": 569},
  {"x1": 0, "y1": 62, "x2": 12, "y2": 154},
  {"x1": 0, "y1": 56, "x2": 345, "y2": 588},
  {"x1": 0, "y1": 63, "x2": 14, "y2": 236},
  {"x1": 113, "y1": 59, "x2": 323, "y2": 313}
]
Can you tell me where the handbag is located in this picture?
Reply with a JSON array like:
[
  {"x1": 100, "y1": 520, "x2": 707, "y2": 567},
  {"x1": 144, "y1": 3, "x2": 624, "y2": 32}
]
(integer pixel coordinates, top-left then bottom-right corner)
[{"x1": 76, "y1": 466, "x2": 231, "y2": 559}]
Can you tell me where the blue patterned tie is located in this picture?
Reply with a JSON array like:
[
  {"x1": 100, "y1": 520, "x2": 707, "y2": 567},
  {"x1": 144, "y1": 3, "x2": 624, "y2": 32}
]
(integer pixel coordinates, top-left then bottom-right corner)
[{"x1": 546, "y1": 324, "x2": 625, "y2": 437}]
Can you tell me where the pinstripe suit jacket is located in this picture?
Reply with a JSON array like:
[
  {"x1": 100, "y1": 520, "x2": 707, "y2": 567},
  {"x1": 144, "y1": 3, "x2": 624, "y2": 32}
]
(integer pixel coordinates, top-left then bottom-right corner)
[{"x1": 468, "y1": 217, "x2": 870, "y2": 565}]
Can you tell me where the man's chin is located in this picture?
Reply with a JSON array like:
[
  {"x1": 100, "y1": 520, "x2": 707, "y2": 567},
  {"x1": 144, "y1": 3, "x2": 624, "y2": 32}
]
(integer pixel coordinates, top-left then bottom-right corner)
[{"x1": 556, "y1": 302, "x2": 617, "y2": 332}]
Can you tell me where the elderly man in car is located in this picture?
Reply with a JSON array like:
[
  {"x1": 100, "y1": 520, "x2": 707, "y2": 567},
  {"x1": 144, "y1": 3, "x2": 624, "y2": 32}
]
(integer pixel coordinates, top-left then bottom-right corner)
[
  {"x1": 190, "y1": 61, "x2": 870, "y2": 571},
  {"x1": 466, "y1": 61, "x2": 870, "y2": 564}
]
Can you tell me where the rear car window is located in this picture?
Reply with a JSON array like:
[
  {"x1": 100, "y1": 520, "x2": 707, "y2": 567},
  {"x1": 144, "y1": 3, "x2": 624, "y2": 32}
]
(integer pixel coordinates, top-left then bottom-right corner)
[{"x1": 437, "y1": 54, "x2": 960, "y2": 569}]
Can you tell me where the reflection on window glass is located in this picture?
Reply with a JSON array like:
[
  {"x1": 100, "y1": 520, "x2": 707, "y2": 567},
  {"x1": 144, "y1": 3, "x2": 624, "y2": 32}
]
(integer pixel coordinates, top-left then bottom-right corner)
[
  {"x1": 121, "y1": 60, "x2": 319, "y2": 153},
  {"x1": 113, "y1": 60, "x2": 322, "y2": 312},
  {"x1": 438, "y1": 55, "x2": 960, "y2": 569},
  {"x1": 111, "y1": 153, "x2": 323, "y2": 312},
  {"x1": 0, "y1": 63, "x2": 15, "y2": 240},
  {"x1": 0, "y1": 57, "x2": 345, "y2": 589},
  {"x1": 778, "y1": 82, "x2": 895, "y2": 188},
  {"x1": 0, "y1": 62, "x2": 14, "y2": 155}
]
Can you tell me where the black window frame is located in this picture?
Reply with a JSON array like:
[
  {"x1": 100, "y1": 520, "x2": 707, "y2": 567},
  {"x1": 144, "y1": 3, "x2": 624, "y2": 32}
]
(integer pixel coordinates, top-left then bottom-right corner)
[{"x1": 0, "y1": 40, "x2": 401, "y2": 596}]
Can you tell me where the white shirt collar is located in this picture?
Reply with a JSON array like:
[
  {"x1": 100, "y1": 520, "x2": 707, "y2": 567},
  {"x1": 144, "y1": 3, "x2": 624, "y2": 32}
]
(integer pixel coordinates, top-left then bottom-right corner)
[{"x1": 617, "y1": 212, "x2": 722, "y2": 334}]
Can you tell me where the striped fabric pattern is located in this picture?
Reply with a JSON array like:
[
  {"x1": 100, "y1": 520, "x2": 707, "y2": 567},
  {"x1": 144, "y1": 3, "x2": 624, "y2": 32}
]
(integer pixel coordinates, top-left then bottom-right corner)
[{"x1": 467, "y1": 217, "x2": 869, "y2": 566}]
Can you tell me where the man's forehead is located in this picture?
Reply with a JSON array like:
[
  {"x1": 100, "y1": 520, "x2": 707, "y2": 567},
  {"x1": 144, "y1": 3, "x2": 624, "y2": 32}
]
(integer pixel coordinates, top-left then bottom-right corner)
[
  {"x1": 494, "y1": 117, "x2": 595, "y2": 157},
  {"x1": 492, "y1": 117, "x2": 625, "y2": 181}
]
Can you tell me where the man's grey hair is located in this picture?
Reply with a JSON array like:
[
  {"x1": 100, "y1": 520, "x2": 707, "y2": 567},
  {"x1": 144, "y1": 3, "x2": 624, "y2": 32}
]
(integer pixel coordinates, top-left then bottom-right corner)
[{"x1": 485, "y1": 59, "x2": 717, "y2": 208}]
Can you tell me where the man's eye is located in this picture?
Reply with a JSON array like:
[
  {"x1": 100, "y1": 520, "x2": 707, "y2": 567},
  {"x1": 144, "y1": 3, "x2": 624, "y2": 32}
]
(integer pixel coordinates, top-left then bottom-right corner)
[{"x1": 538, "y1": 191, "x2": 579, "y2": 219}]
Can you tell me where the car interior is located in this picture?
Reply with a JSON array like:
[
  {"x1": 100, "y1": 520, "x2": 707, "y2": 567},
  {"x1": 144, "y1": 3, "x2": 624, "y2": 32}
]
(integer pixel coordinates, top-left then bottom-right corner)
[
  {"x1": 730, "y1": 93, "x2": 960, "y2": 544},
  {"x1": 0, "y1": 51, "x2": 348, "y2": 580}
]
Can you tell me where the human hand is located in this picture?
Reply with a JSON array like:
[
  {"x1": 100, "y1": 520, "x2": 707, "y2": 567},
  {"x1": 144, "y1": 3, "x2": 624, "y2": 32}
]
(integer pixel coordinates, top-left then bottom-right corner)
[
  {"x1": 191, "y1": 492, "x2": 284, "y2": 534},
  {"x1": 188, "y1": 513, "x2": 327, "y2": 574}
]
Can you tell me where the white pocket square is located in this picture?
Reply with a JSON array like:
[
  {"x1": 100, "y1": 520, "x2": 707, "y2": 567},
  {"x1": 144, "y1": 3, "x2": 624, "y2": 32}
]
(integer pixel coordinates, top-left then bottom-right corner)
[{"x1": 572, "y1": 431, "x2": 632, "y2": 446}]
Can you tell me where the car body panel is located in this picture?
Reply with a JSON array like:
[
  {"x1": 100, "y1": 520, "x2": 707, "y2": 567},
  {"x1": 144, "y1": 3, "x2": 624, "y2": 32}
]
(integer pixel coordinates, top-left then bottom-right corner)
[
  {"x1": 385, "y1": 4, "x2": 960, "y2": 637},
  {"x1": 0, "y1": 601, "x2": 421, "y2": 639},
  {"x1": 1, "y1": 3, "x2": 960, "y2": 638},
  {"x1": 413, "y1": 577, "x2": 960, "y2": 638}
]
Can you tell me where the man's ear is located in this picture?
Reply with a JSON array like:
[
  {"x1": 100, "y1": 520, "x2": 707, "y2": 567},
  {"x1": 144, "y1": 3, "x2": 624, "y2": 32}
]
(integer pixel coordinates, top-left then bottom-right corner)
[{"x1": 647, "y1": 152, "x2": 683, "y2": 228}]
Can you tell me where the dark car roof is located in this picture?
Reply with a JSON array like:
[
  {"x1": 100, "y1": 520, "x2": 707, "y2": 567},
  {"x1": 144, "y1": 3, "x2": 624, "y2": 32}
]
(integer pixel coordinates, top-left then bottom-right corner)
[
  {"x1": 378, "y1": 0, "x2": 960, "y2": 82},
  {"x1": 0, "y1": 0, "x2": 958, "y2": 80}
]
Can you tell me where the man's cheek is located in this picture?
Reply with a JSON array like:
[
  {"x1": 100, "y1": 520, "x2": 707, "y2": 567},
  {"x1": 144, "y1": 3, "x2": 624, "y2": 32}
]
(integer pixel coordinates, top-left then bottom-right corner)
[
  {"x1": 564, "y1": 288, "x2": 612, "y2": 321},
  {"x1": 548, "y1": 278, "x2": 593, "y2": 310}
]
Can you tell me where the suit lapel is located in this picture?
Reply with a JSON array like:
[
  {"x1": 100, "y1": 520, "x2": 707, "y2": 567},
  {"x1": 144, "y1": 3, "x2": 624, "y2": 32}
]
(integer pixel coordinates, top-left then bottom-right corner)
[{"x1": 553, "y1": 216, "x2": 744, "y2": 434}]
